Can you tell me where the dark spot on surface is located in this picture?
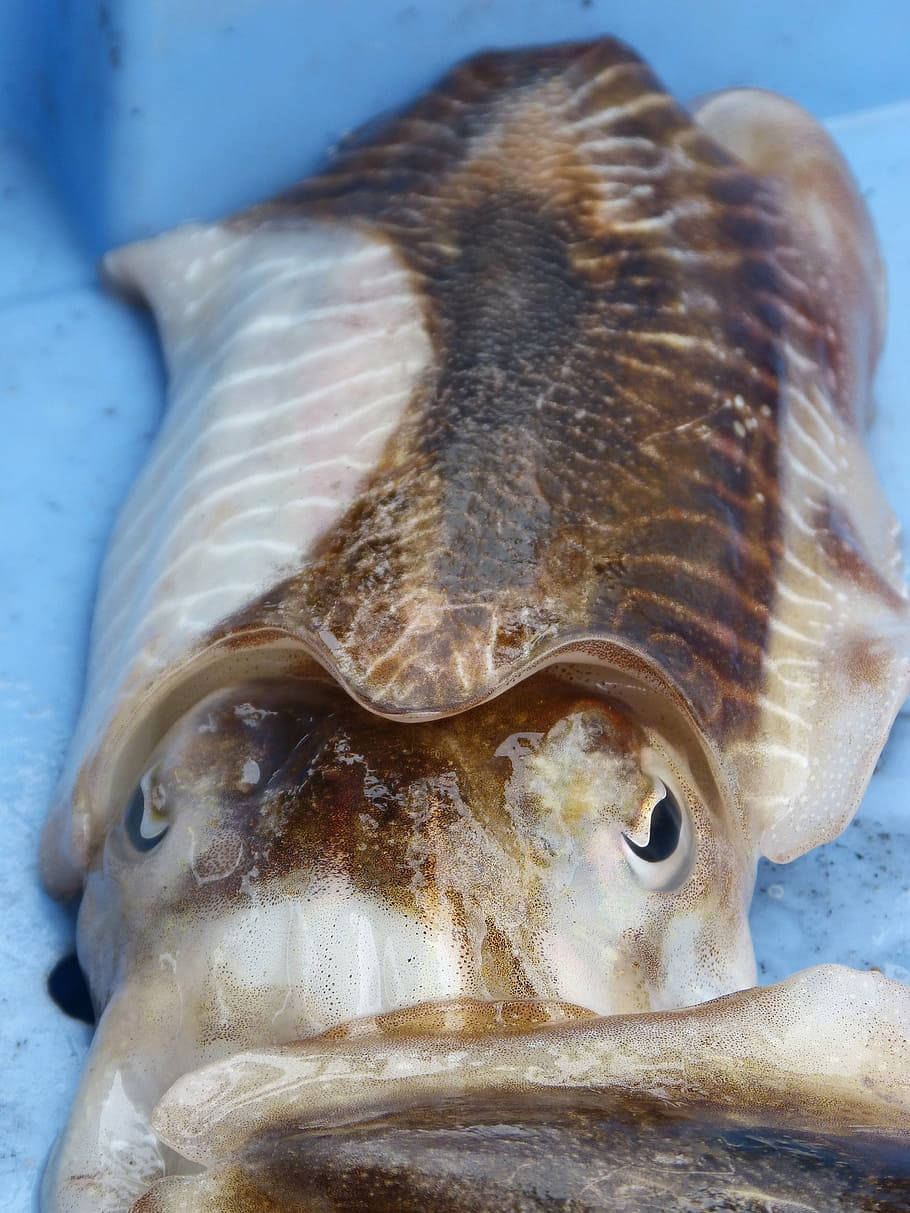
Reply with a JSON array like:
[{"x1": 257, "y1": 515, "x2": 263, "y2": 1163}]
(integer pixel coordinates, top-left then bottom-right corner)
[
  {"x1": 47, "y1": 953, "x2": 95, "y2": 1025},
  {"x1": 98, "y1": 3, "x2": 121, "y2": 69}
]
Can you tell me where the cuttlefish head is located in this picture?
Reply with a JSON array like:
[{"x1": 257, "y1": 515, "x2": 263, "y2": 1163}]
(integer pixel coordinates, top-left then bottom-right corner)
[
  {"x1": 47, "y1": 669, "x2": 762, "y2": 1210},
  {"x1": 82, "y1": 671, "x2": 754, "y2": 1023},
  {"x1": 44, "y1": 668, "x2": 910, "y2": 1212}
]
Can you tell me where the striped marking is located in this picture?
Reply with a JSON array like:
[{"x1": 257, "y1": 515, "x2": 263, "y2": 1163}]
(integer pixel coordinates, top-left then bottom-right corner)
[
  {"x1": 561, "y1": 61, "x2": 646, "y2": 112},
  {"x1": 107, "y1": 371, "x2": 414, "y2": 570},
  {"x1": 85, "y1": 224, "x2": 431, "y2": 731},
  {"x1": 571, "y1": 90, "x2": 676, "y2": 133},
  {"x1": 768, "y1": 617, "x2": 825, "y2": 649}
]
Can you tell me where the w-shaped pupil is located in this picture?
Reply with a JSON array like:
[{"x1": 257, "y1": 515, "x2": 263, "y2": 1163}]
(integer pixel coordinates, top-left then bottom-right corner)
[
  {"x1": 625, "y1": 789, "x2": 682, "y2": 862},
  {"x1": 124, "y1": 784, "x2": 167, "y2": 852}
]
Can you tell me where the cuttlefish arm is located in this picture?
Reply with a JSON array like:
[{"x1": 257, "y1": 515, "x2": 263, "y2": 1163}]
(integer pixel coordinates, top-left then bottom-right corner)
[
  {"x1": 137, "y1": 966, "x2": 910, "y2": 1211},
  {"x1": 155, "y1": 966, "x2": 910, "y2": 1160}
]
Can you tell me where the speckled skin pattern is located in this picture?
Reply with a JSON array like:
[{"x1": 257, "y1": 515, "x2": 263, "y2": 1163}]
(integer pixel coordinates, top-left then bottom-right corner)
[{"x1": 40, "y1": 37, "x2": 910, "y2": 1213}]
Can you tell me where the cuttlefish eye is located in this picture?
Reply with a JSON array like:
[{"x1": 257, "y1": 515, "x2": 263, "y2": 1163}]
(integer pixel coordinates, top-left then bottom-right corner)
[
  {"x1": 622, "y1": 782, "x2": 692, "y2": 891},
  {"x1": 123, "y1": 773, "x2": 169, "y2": 852}
]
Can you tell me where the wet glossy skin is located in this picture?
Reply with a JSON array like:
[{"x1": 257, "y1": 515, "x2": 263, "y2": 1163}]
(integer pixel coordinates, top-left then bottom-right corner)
[
  {"x1": 43, "y1": 40, "x2": 906, "y2": 904},
  {"x1": 48, "y1": 670, "x2": 756, "y2": 1207},
  {"x1": 41, "y1": 35, "x2": 910, "y2": 1213},
  {"x1": 231, "y1": 46, "x2": 791, "y2": 734},
  {"x1": 79, "y1": 672, "x2": 754, "y2": 1032}
]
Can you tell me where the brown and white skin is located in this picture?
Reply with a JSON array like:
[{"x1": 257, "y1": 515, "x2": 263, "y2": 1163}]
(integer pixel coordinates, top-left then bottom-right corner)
[{"x1": 39, "y1": 38, "x2": 910, "y2": 1212}]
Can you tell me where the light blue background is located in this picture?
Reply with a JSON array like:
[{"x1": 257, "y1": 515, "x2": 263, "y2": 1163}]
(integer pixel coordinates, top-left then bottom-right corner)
[{"x1": 1, "y1": 3, "x2": 908, "y2": 1208}]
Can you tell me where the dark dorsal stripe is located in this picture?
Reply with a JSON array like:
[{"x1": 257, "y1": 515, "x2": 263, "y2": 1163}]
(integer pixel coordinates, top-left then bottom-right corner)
[{"x1": 218, "y1": 39, "x2": 835, "y2": 739}]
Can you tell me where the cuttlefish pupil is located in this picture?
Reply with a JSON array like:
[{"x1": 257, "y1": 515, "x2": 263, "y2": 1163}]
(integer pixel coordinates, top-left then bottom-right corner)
[{"x1": 623, "y1": 785, "x2": 682, "y2": 861}]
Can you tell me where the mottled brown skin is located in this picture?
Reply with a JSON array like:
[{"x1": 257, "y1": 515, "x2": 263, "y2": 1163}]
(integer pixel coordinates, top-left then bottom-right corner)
[
  {"x1": 96, "y1": 671, "x2": 742, "y2": 1016},
  {"x1": 214, "y1": 38, "x2": 837, "y2": 737},
  {"x1": 133, "y1": 1090, "x2": 910, "y2": 1212},
  {"x1": 141, "y1": 672, "x2": 642, "y2": 913},
  {"x1": 819, "y1": 497, "x2": 908, "y2": 610}
]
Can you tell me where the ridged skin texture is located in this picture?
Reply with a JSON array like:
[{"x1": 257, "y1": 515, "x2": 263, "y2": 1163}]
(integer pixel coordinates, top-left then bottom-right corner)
[
  {"x1": 40, "y1": 36, "x2": 910, "y2": 1213},
  {"x1": 43, "y1": 38, "x2": 908, "y2": 891},
  {"x1": 250, "y1": 44, "x2": 800, "y2": 732}
]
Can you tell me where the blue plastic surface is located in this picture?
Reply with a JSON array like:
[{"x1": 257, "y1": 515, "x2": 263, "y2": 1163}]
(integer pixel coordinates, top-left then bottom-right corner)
[
  {"x1": 2, "y1": 4, "x2": 908, "y2": 1209},
  {"x1": 8, "y1": 1, "x2": 910, "y2": 251}
]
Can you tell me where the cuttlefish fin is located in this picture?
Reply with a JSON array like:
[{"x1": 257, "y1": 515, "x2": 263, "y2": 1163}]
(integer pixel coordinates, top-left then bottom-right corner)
[
  {"x1": 693, "y1": 87, "x2": 885, "y2": 430},
  {"x1": 694, "y1": 88, "x2": 909, "y2": 862}
]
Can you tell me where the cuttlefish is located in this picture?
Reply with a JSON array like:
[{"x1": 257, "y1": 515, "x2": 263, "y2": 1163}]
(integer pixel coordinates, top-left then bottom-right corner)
[{"x1": 40, "y1": 37, "x2": 910, "y2": 1212}]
